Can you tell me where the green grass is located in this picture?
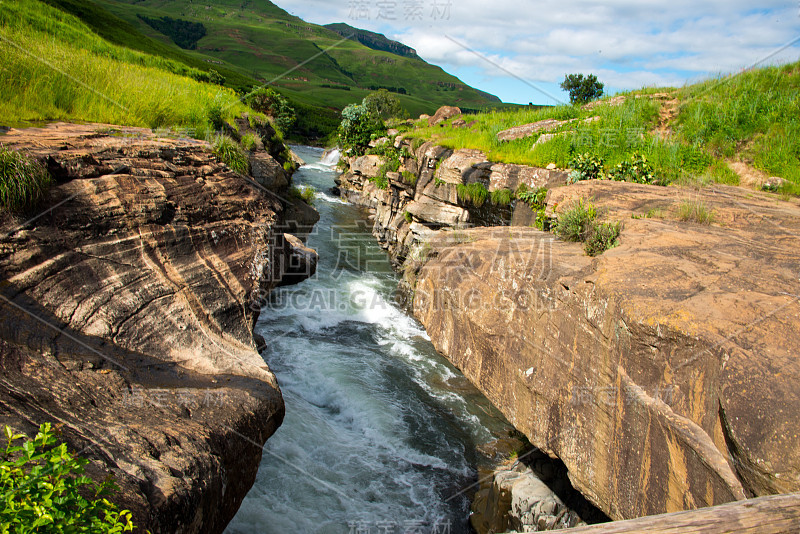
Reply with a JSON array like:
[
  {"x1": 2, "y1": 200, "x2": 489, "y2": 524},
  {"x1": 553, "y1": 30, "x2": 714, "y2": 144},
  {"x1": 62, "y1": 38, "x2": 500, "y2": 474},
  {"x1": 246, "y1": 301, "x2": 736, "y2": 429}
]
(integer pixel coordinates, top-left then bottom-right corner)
[
  {"x1": 212, "y1": 134, "x2": 250, "y2": 174},
  {"x1": 456, "y1": 182, "x2": 489, "y2": 207},
  {"x1": 677, "y1": 200, "x2": 715, "y2": 224},
  {"x1": 404, "y1": 60, "x2": 800, "y2": 191},
  {"x1": 490, "y1": 188, "x2": 514, "y2": 206},
  {"x1": 0, "y1": 0, "x2": 249, "y2": 131},
  {"x1": 584, "y1": 222, "x2": 620, "y2": 256},
  {"x1": 0, "y1": 145, "x2": 53, "y2": 212},
  {"x1": 553, "y1": 199, "x2": 597, "y2": 242}
]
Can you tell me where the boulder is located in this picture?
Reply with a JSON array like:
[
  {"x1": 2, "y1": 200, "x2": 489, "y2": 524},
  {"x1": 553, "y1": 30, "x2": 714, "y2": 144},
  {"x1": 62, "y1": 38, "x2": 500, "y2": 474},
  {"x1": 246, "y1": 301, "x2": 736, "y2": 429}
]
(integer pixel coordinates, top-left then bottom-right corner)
[
  {"x1": 0, "y1": 123, "x2": 320, "y2": 533},
  {"x1": 428, "y1": 106, "x2": 462, "y2": 126},
  {"x1": 250, "y1": 152, "x2": 289, "y2": 190},
  {"x1": 350, "y1": 154, "x2": 383, "y2": 178},
  {"x1": 410, "y1": 181, "x2": 800, "y2": 520},
  {"x1": 405, "y1": 195, "x2": 470, "y2": 226}
]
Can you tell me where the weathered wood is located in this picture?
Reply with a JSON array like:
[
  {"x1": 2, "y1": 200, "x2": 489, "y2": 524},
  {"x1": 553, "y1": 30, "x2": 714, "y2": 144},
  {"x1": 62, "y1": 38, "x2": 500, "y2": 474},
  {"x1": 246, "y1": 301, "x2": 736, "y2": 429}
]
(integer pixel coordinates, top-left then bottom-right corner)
[{"x1": 567, "y1": 493, "x2": 800, "y2": 533}]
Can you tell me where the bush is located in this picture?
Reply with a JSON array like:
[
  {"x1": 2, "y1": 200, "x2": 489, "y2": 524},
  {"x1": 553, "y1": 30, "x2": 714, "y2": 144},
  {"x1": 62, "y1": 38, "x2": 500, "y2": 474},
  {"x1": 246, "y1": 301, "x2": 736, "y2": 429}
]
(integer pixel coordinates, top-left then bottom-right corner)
[
  {"x1": 212, "y1": 134, "x2": 250, "y2": 175},
  {"x1": 516, "y1": 186, "x2": 548, "y2": 209},
  {"x1": 560, "y1": 74, "x2": 604, "y2": 105},
  {"x1": 568, "y1": 153, "x2": 605, "y2": 182},
  {"x1": 584, "y1": 222, "x2": 620, "y2": 256},
  {"x1": 401, "y1": 171, "x2": 417, "y2": 185},
  {"x1": 553, "y1": 198, "x2": 597, "y2": 242},
  {"x1": 0, "y1": 423, "x2": 134, "y2": 533},
  {"x1": 363, "y1": 89, "x2": 406, "y2": 120},
  {"x1": 0, "y1": 145, "x2": 53, "y2": 212},
  {"x1": 245, "y1": 87, "x2": 296, "y2": 136},
  {"x1": 290, "y1": 185, "x2": 316, "y2": 205},
  {"x1": 456, "y1": 182, "x2": 489, "y2": 207},
  {"x1": 338, "y1": 103, "x2": 386, "y2": 156},
  {"x1": 404, "y1": 211, "x2": 413, "y2": 223},
  {"x1": 608, "y1": 153, "x2": 657, "y2": 184}
]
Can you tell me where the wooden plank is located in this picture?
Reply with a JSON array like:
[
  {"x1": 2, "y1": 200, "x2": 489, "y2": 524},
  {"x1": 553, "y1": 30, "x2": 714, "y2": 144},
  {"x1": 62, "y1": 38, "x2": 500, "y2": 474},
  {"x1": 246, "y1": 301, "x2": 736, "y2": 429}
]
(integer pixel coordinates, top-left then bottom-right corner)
[{"x1": 567, "y1": 493, "x2": 800, "y2": 534}]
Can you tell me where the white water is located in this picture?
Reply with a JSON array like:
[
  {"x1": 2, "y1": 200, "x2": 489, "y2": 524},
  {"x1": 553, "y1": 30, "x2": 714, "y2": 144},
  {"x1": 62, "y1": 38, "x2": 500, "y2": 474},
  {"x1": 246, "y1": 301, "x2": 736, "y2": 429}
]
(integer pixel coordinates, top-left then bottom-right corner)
[{"x1": 226, "y1": 146, "x2": 511, "y2": 534}]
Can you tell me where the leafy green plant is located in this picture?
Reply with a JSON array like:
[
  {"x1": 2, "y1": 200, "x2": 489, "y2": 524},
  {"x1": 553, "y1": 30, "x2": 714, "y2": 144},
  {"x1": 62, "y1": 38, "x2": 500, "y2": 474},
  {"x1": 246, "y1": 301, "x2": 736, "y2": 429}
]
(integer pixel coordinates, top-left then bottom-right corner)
[
  {"x1": 290, "y1": 185, "x2": 316, "y2": 205},
  {"x1": 553, "y1": 198, "x2": 597, "y2": 242},
  {"x1": 516, "y1": 186, "x2": 548, "y2": 209},
  {"x1": 0, "y1": 146, "x2": 53, "y2": 212},
  {"x1": 338, "y1": 102, "x2": 386, "y2": 156},
  {"x1": 490, "y1": 188, "x2": 513, "y2": 206},
  {"x1": 241, "y1": 133, "x2": 258, "y2": 152},
  {"x1": 212, "y1": 134, "x2": 250, "y2": 175},
  {"x1": 568, "y1": 153, "x2": 605, "y2": 182},
  {"x1": 245, "y1": 87, "x2": 296, "y2": 136},
  {"x1": 677, "y1": 200, "x2": 715, "y2": 224},
  {"x1": 455, "y1": 182, "x2": 489, "y2": 207},
  {"x1": 607, "y1": 153, "x2": 657, "y2": 184},
  {"x1": 584, "y1": 222, "x2": 620, "y2": 256},
  {"x1": 403, "y1": 210, "x2": 413, "y2": 223},
  {"x1": 0, "y1": 423, "x2": 134, "y2": 533}
]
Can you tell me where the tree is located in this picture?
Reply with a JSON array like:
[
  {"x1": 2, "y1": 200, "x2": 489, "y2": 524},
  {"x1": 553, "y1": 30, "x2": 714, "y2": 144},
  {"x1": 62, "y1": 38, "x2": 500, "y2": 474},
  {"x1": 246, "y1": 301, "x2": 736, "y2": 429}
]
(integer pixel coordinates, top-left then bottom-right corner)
[
  {"x1": 337, "y1": 103, "x2": 386, "y2": 155},
  {"x1": 362, "y1": 89, "x2": 405, "y2": 120},
  {"x1": 560, "y1": 74, "x2": 604, "y2": 105}
]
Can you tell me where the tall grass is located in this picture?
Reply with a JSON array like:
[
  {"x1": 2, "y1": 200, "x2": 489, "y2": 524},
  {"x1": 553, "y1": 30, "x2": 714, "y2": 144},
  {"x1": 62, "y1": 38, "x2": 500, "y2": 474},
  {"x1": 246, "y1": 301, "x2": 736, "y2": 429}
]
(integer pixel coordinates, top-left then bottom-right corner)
[
  {"x1": 212, "y1": 134, "x2": 250, "y2": 175},
  {"x1": 0, "y1": 145, "x2": 53, "y2": 212},
  {"x1": 405, "y1": 61, "x2": 800, "y2": 190},
  {"x1": 0, "y1": 0, "x2": 248, "y2": 131}
]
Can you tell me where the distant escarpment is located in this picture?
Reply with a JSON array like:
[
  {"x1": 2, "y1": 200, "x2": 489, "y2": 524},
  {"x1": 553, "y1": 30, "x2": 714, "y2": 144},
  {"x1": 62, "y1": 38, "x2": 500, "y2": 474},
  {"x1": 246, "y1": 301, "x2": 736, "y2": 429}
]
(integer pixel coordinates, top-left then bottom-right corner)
[
  {"x1": 0, "y1": 123, "x2": 318, "y2": 533},
  {"x1": 335, "y1": 130, "x2": 800, "y2": 525}
]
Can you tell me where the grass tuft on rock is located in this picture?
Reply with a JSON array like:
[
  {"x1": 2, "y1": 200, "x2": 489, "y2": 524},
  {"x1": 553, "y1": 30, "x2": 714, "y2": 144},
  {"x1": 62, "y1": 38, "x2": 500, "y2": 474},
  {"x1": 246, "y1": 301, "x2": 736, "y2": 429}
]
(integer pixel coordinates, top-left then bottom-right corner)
[
  {"x1": 0, "y1": 145, "x2": 53, "y2": 212},
  {"x1": 212, "y1": 134, "x2": 250, "y2": 175}
]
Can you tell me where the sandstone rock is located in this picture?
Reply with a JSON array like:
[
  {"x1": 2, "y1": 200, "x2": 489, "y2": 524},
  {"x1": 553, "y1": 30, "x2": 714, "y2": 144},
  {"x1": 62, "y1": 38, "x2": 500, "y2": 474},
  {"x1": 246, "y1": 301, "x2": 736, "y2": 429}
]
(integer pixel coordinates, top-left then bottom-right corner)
[
  {"x1": 497, "y1": 116, "x2": 600, "y2": 142},
  {"x1": 451, "y1": 119, "x2": 467, "y2": 128},
  {"x1": 436, "y1": 149, "x2": 490, "y2": 185},
  {"x1": 409, "y1": 180, "x2": 800, "y2": 520},
  {"x1": 250, "y1": 152, "x2": 289, "y2": 190},
  {"x1": 533, "y1": 133, "x2": 560, "y2": 147},
  {"x1": 428, "y1": 106, "x2": 462, "y2": 126},
  {"x1": 387, "y1": 128, "x2": 400, "y2": 136},
  {"x1": 350, "y1": 155, "x2": 384, "y2": 178},
  {"x1": 487, "y1": 163, "x2": 568, "y2": 192},
  {"x1": 368, "y1": 136, "x2": 389, "y2": 148},
  {"x1": 419, "y1": 114, "x2": 431, "y2": 120},
  {"x1": 546, "y1": 163, "x2": 557, "y2": 170},
  {"x1": 277, "y1": 233, "x2": 319, "y2": 286},
  {"x1": 405, "y1": 195, "x2": 469, "y2": 226},
  {"x1": 0, "y1": 123, "x2": 320, "y2": 533}
]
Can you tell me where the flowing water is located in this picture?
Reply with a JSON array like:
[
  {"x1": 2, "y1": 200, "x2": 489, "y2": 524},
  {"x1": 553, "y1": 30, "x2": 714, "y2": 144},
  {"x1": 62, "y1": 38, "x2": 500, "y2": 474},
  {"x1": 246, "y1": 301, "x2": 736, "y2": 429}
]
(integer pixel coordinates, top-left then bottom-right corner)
[{"x1": 226, "y1": 146, "x2": 513, "y2": 534}]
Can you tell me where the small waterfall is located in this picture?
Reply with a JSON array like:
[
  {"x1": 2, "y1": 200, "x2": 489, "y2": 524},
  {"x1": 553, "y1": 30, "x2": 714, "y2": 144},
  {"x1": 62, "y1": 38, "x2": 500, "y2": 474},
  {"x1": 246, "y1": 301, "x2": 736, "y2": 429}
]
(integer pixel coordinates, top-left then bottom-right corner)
[{"x1": 320, "y1": 148, "x2": 341, "y2": 166}]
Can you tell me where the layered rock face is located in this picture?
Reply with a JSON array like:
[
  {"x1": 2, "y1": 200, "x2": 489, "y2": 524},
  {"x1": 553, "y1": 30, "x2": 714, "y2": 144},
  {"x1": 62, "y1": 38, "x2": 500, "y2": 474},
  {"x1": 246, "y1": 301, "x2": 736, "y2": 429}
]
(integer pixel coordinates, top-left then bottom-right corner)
[
  {"x1": 0, "y1": 123, "x2": 318, "y2": 532},
  {"x1": 337, "y1": 139, "x2": 800, "y2": 522}
]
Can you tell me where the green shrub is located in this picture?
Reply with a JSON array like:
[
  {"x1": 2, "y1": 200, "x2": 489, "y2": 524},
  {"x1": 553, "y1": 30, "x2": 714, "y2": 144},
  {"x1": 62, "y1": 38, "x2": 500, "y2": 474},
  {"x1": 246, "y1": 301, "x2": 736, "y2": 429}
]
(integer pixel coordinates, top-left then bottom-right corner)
[
  {"x1": 245, "y1": 87, "x2": 296, "y2": 136},
  {"x1": 553, "y1": 198, "x2": 597, "y2": 242},
  {"x1": 0, "y1": 145, "x2": 53, "y2": 212},
  {"x1": 560, "y1": 73, "x2": 604, "y2": 105},
  {"x1": 456, "y1": 182, "x2": 489, "y2": 207},
  {"x1": 338, "y1": 103, "x2": 386, "y2": 156},
  {"x1": 241, "y1": 133, "x2": 258, "y2": 152},
  {"x1": 212, "y1": 134, "x2": 250, "y2": 175},
  {"x1": 0, "y1": 423, "x2": 134, "y2": 533},
  {"x1": 490, "y1": 188, "x2": 514, "y2": 206},
  {"x1": 368, "y1": 174, "x2": 389, "y2": 190},
  {"x1": 516, "y1": 186, "x2": 548, "y2": 209},
  {"x1": 607, "y1": 153, "x2": 657, "y2": 184},
  {"x1": 568, "y1": 153, "x2": 605, "y2": 182},
  {"x1": 404, "y1": 210, "x2": 413, "y2": 223},
  {"x1": 584, "y1": 222, "x2": 620, "y2": 256},
  {"x1": 290, "y1": 185, "x2": 316, "y2": 205},
  {"x1": 677, "y1": 200, "x2": 715, "y2": 224}
]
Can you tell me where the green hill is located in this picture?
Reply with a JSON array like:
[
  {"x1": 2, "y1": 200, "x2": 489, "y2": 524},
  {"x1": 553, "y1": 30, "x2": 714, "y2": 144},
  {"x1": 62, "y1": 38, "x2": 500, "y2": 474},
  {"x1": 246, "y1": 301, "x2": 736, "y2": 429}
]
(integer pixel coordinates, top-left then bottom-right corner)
[
  {"x1": 324, "y1": 23, "x2": 420, "y2": 59},
  {"x1": 36, "y1": 0, "x2": 501, "y2": 141}
]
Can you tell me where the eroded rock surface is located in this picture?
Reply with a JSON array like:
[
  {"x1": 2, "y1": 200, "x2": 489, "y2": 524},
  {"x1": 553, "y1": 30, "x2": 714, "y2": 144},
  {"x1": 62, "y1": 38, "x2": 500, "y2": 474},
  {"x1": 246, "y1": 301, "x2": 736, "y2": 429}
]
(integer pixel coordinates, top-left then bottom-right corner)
[
  {"x1": 0, "y1": 123, "x2": 319, "y2": 533},
  {"x1": 409, "y1": 182, "x2": 800, "y2": 519},
  {"x1": 336, "y1": 135, "x2": 800, "y2": 523}
]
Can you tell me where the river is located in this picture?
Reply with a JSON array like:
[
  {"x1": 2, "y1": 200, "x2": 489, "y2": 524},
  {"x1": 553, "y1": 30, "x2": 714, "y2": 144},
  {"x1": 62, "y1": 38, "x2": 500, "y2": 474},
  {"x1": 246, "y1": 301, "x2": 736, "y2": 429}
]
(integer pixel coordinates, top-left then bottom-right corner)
[{"x1": 225, "y1": 146, "x2": 513, "y2": 534}]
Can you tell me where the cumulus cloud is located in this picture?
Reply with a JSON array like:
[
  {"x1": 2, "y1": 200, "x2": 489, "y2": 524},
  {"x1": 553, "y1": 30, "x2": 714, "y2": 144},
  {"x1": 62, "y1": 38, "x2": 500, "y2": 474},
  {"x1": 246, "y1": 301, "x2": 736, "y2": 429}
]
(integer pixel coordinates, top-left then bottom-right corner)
[{"x1": 276, "y1": 0, "x2": 800, "y2": 101}]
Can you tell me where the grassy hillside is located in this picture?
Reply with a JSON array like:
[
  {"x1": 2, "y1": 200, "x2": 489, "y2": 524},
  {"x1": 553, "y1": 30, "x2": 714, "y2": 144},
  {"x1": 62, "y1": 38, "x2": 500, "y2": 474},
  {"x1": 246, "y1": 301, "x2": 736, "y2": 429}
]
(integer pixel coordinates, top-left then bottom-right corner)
[
  {"x1": 404, "y1": 61, "x2": 800, "y2": 194},
  {"x1": 0, "y1": 0, "x2": 248, "y2": 131},
  {"x1": 325, "y1": 23, "x2": 419, "y2": 59},
  {"x1": 85, "y1": 0, "x2": 500, "y2": 112}
]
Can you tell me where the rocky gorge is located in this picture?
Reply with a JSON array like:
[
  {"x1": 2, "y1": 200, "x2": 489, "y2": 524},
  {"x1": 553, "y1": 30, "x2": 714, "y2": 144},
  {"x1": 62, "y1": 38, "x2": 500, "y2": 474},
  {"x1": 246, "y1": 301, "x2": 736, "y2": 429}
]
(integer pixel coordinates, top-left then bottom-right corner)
[
  {"x1": 334, "y1": 115, "x2": 800, "y2": 531},
  {"x1": 0, "y1": 122, "x2": 318, "y2": 532}
]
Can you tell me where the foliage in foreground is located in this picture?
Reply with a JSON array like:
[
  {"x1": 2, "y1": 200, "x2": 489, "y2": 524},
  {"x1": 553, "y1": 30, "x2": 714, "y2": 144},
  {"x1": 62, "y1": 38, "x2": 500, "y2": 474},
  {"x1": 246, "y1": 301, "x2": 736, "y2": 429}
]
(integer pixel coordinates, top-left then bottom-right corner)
[
  {"x1": 0, "y1": 146, "x2": 53, "y2": 212},
  {"x1": 0, "y1": 423, "x2": 134, "y2": 533},
  {"x1": 212, "y1": 134, "x2": 250, "y2": 175}
]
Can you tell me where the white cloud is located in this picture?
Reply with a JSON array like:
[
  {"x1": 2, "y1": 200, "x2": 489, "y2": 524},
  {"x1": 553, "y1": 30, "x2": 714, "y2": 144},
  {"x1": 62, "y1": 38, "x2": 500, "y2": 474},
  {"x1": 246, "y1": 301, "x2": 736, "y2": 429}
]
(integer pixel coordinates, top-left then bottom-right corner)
[{"x1": 274, "y1": 0, "x2": 800, "y2": 100}]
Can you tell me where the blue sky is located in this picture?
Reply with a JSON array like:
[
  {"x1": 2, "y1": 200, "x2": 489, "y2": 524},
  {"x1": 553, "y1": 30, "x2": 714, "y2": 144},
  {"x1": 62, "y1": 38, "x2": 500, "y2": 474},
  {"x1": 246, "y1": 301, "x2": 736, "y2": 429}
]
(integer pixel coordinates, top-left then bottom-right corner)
[{"x1": 275, "y1": 0, "x2": 800, "y2": 105}]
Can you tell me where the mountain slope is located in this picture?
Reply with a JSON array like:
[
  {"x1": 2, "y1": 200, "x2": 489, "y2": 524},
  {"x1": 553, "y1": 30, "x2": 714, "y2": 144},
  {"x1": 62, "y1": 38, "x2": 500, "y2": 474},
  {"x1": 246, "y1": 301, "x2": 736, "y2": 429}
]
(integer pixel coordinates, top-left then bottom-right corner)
[
  {"x1": 324, "y1": 22, "x2": 419, "y2": 59},
  {"x1": 84, "y1": 0, "x2": 500, "y2": 116}
]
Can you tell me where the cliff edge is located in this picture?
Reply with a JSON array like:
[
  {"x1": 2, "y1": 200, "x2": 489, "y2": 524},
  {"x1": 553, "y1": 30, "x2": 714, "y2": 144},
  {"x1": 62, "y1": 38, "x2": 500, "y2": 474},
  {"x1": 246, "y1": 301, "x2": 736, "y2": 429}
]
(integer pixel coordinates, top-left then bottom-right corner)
[{"x1": 0, "y1": 123, "x2": 318, "y2": 532}]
